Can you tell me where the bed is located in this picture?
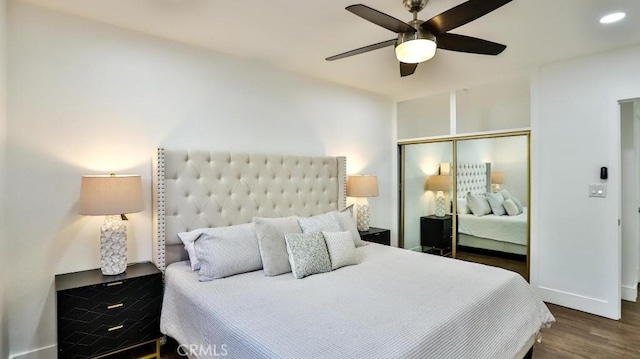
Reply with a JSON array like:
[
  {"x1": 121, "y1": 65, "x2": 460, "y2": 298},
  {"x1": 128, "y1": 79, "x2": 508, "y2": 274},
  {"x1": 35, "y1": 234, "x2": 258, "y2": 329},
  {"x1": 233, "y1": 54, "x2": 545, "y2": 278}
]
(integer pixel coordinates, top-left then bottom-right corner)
[
  {"x1": 456, "y1": 163, "x2": 528, "y2": 256},
  {"x1": 153, "y1": 149, "x2": 553, "y2": 359}
]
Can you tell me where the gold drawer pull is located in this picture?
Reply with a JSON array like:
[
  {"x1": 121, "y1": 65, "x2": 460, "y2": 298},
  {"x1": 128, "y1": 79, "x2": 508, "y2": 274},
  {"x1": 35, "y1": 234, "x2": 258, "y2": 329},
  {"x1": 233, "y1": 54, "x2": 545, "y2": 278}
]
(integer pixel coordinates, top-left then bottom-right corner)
[
  {"x1": 106, "y1": 281, "x2": 123, "y2": 287},
  {"x1": 107, "y1": 303, "x2": 123, "y2": 310},
  {"x1": 108, "y1": 325, "x2": 124, "y2": 332}
]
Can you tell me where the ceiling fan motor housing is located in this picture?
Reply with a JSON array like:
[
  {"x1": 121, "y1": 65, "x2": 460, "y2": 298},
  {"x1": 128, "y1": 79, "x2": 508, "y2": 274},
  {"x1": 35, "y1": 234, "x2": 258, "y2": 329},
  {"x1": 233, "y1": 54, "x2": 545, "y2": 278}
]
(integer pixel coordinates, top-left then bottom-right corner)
[{"x1": 403, "y1": 0, "x2": 428, "y2": 13}]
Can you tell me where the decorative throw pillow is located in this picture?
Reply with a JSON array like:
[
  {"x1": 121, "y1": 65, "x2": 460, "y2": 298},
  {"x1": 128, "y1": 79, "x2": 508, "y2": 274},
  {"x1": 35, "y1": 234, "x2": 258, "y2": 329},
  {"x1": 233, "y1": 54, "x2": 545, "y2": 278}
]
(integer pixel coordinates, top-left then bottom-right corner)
[
  {"x1": 500, "y1": 189, "x2": 523, "y2": 214},
  {"x1": 485, "y1": 192, "x2": 506, "y2": 216},
  {"x1": 331, "y1": 206, "x2": 366, "y2": 247},
  {"x1": 298, "y1": 212, "x2": 342, "y2": 233},
  {"x1": 322, "y1": 231, "x2": 359, "y2": 270},
  {"x1": 457, "y1": 198, "x2": 471, "y2": 215},
  {"x1": 194, "y1": 223, "x2": 263, "y2": 281},
  {"x1": 512, "y1": 197, "x2": 524, "y2": 213},
  {"x1": 284, "y1": 232, "x2": 332, "y2": 279},
  {"x1": 253, "y1": 217, "x2": 301, "y2": 276},
  {"x1": 503, "y1": 199, "x2": 520, "y2": 216},
  {"x1": 465, "y1": 192, "x2": 492, "y2": 216}
]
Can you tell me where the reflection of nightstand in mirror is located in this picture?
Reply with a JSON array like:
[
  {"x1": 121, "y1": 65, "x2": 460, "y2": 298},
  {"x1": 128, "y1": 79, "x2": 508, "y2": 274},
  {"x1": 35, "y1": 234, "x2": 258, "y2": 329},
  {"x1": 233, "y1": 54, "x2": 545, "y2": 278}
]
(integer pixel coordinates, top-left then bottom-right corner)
[{"x1": 421, "y1": 215, "x2": 452, "y2": 256}]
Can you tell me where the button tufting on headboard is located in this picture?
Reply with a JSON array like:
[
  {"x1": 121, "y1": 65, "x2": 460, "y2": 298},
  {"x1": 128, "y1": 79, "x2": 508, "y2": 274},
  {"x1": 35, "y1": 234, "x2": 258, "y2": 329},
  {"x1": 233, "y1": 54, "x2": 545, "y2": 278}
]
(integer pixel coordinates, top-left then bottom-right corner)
[{"x1": 152, "y1": 149, "x2": 347, "y2": 272}]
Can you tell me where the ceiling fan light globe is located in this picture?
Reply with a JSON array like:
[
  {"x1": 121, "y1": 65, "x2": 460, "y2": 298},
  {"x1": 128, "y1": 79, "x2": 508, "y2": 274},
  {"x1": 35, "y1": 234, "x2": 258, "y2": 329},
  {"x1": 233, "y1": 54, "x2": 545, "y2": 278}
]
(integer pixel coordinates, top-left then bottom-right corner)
[{"x1": 395, "y1": 39, "x2": 436, "y2": 64}]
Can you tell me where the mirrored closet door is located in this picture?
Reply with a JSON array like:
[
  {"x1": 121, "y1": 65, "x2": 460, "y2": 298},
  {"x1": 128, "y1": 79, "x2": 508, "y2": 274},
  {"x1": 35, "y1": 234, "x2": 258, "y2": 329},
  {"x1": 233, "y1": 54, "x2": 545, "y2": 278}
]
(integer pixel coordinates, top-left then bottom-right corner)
[
  {"x1": 399, "y1": 132, "x2": 530, "y2": 280},
  {"x1": 400, "y1": 141, "x2": 454, "y2": 254},
  {"x1": 454, "y1": 134, "x2": 529, "y2": 280}
]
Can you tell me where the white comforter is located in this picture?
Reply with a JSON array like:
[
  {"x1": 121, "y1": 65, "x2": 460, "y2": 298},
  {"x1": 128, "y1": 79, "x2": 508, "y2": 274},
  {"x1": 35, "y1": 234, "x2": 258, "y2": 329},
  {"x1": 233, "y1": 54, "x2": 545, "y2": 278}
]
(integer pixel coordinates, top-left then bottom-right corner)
[
  {"x1": 458, "y1": 208, "x2": 528, "y2": 245},
  {"x1": 161, "y1": 244, "x2": 553, "y2": 359}
]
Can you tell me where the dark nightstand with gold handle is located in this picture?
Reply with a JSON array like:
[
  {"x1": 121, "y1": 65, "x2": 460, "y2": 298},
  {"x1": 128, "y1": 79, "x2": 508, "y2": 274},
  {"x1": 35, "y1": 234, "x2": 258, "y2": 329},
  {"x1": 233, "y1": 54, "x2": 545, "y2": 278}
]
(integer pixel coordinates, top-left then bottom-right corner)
[{"x1": 55, "y1": 261, "x2": 162, "y2": 359}]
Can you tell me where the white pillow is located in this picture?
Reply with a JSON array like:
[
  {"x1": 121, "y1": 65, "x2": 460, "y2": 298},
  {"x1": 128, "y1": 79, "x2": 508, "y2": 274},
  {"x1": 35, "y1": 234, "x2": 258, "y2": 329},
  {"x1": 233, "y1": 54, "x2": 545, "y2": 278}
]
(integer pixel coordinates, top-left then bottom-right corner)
[
  {"x1": 322, "y1": 231, "x2": 360, "y2": 270},
  {"x1": 500, "y1": 189, "x2": 523, "y2": 213},
  {"x1": 457, "y1": 198, "x2": 471, "y2": 214},
  {"x1": 503, "y1": 199, "x2": 519, "y2": 216},
  {"x1": 298, "y1": 212, "x2": 341, "y2": 233},
  {"x1": 331, "y1": 206, "x2": 366, "y2": 247},
  {"x1": 177, "y1": 228, "x2": 214, "y2": 271},
  {"x1": 465, "y1": 192, "x2": 491, "y2": 216},
  {"x1": 485, "y1": 192, "x2": 506, "y2": 216},
  {"x1": 194, "y1": 223, "x2": 263, "y2": 281}
]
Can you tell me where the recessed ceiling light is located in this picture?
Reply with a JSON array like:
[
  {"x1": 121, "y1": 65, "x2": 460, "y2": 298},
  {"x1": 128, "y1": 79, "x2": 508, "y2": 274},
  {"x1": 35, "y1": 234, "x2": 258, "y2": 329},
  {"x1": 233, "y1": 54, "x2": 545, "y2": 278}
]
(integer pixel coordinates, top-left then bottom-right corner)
[{"x1": 600, "y1": 12, "x2": 626, "y2": 24}]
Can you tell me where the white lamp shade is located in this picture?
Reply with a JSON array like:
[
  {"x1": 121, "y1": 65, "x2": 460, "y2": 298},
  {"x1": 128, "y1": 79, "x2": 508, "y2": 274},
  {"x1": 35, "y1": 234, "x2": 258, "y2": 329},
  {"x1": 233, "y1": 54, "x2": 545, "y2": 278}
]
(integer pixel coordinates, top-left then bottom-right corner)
[
  {"x1": 80, "y1": 175, "x2": 144, "y2": 215},
  {"x1": 347, "y1": 175, "x2": 379, "y2": 197}
]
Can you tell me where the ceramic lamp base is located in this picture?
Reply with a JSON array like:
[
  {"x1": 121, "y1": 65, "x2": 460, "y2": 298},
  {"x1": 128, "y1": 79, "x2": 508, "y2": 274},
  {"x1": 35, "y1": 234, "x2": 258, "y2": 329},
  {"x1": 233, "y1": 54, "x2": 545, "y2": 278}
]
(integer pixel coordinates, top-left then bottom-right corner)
[
  {"x1": 100, "y1": 215, "x2": 127, "y2": 275},
  {"x1": 355, "y1": 198, "x2": 371, "y2": 231},
  {"x1": 435, "y1": 191, "x2": 446, "y2": 217}
]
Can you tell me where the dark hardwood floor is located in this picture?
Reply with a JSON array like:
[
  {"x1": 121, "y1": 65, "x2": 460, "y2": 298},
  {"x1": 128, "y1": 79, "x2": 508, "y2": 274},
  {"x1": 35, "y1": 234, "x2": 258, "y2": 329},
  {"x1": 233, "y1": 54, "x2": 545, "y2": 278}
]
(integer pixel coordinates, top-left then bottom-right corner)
[
  {"x1": 534, "y1": 296, "x2": 640, "y2": 358},
  {"x1": 456, "y1": 249, "x2": 528, "y2": 279}
]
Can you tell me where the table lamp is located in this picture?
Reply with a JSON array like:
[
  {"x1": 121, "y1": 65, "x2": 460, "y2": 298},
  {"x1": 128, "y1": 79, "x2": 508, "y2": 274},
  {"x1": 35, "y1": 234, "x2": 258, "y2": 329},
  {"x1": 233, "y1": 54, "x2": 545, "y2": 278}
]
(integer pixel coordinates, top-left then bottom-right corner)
[
  {"x1": 346, "y1": 175, "x2": 379, "y2": 231},
  {"x1": 491, "y1": 172, "x2": 505, "y2": 192},
  {"x1": 427, "y1": 175, "x2": 451, "y2": 217},
  {"x1": 80, "y1": 174, "x2": 144, "y2": 275}
]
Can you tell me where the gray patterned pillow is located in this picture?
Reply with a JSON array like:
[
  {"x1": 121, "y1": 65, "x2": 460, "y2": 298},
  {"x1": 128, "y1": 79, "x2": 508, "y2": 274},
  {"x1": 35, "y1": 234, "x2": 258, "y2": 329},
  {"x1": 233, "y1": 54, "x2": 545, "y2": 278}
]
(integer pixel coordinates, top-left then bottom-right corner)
[
  {"x1": 322, "y1": 231, "x2": 360, "y2": 270},
  {"x1": 284, "y1": 232, "x2": 331, "y2": 279},
  {"x1": 298, "y1": 212, "x2": 341, "y2": 233},
  {"x1": 194, "y1": 223, "x2": 263, "y2": 281}
]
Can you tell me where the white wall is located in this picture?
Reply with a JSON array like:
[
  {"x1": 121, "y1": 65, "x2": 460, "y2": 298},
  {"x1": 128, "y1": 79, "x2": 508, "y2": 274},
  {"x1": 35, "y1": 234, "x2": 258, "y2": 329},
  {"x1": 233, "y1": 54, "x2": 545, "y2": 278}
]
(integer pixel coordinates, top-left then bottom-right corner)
[
  {"x1": 0, "y1": 0, "x2": 8, "y2": 357},
  {"x1": 532, "y1": 43, "x2": 640, "y2": 319},
  {"x1": 6, "y1": 2, "x2": 394, "y2": 357},
  {"x1": 620, "y1": 101, "x2": 637, "y2": 302},
  {"x1": 397, "y1": 92, "x2": 450, "y2": 140},
  {"x1": 456, "y1": 76, "x2": 530, "y2": 134}
]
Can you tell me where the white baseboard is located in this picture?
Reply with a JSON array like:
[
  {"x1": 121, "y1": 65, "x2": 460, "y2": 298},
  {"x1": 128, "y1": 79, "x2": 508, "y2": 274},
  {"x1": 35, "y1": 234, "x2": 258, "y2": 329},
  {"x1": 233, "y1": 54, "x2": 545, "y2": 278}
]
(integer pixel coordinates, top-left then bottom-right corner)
[
  {"x1": 10, "y1": 345, "x2": 56, "y2": 359},
  {"x1": 622, "y1": 284, "x2": 638, "y2": 302},
  {"x1": 538, "y1": 285, "x2": 619, "y2": 320}
]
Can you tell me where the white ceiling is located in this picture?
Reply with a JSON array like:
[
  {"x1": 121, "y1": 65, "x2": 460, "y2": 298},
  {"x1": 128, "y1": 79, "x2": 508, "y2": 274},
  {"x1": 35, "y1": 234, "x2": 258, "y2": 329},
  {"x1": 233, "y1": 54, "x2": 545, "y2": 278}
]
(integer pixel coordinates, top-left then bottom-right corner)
[{"x1": 20, "y1": 0, "x2": 640, "y2": 101}]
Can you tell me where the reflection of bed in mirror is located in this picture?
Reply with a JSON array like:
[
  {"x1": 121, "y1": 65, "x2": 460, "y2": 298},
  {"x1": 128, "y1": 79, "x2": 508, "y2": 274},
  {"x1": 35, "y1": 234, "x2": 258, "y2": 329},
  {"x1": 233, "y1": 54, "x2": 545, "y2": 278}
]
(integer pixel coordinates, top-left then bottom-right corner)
[{"x1": 456, "y1": 162, "x2": 527, "y2": 256}]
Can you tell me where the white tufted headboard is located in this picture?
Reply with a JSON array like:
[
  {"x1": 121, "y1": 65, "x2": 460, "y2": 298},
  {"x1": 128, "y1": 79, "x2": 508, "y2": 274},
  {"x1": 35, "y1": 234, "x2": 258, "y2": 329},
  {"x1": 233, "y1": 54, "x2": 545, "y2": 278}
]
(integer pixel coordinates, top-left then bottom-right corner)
[
  {"x1": 456, "y1": 162, "x2": 492, "y2": 198},
  {"x1": 152, "y1": 149, "x2": 347, "y2": 271}
]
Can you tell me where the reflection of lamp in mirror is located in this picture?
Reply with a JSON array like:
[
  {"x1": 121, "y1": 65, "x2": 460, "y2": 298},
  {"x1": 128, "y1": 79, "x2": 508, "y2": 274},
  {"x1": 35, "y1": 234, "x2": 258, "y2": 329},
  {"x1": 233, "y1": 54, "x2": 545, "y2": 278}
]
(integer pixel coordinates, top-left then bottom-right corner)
[
  {"x1": 491, "y1": 172, "x2": 505, "y2": 192},
  {"x1": 346, "y1": 175, "x2": 379, "y2": 231},
  {"x1": 80, "y1": 174, "x2": 144, "y2": 275},
  {"x1": 427, "y1": 175, "x2": 451, "y2": 217}
]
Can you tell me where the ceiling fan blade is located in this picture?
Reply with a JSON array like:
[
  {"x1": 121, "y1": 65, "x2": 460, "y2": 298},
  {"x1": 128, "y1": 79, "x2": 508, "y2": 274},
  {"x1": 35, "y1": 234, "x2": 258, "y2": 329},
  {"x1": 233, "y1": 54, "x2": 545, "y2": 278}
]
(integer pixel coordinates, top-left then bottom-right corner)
[
  {"x1": 347, "y1": 4, "x2": 416, "y2": 34},
  {"x1": 400, "y1": 62, "x2": 418, "y2": 77},
  {"x1": 437, "y1": 33, "x2": 506, "y2": 55},
  {"x1": 422, "y1": 0, "x2": 512, "y2": 35},
  {"x1": 326, "y1": 39, "x2": 396, "y2": 61}
]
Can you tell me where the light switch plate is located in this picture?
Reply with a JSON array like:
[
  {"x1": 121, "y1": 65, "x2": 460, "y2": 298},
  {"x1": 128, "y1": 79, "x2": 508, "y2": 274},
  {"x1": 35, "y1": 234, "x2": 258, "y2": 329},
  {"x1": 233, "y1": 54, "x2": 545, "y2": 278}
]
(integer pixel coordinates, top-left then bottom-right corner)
[{"x1": 589, "y1": 184, "x2": 607, "y2": 198}]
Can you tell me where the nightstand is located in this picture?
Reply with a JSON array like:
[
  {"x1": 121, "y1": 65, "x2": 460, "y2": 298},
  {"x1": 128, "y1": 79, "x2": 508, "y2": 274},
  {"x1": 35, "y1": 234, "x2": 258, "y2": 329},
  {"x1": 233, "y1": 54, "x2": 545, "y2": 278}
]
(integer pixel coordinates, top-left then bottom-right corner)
[
  {"x1": 55, "y1": 262, "x2": 162, "y2": 359},
  {"x1": 359, "y1": 227, "x2": 391, "y2": 246},
  {"x1": 421, "y1": 215, "x2": 453, "y2": 256}
]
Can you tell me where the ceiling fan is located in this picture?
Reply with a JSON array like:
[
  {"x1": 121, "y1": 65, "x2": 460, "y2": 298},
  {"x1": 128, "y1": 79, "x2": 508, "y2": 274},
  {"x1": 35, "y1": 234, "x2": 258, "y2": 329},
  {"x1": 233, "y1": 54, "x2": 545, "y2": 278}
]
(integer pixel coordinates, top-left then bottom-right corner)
[{"x1": 326, "y1": 0, "x2": 513, "y2": 77}]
